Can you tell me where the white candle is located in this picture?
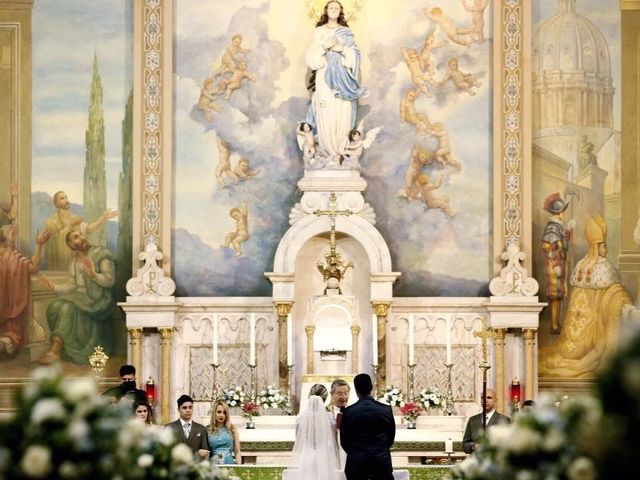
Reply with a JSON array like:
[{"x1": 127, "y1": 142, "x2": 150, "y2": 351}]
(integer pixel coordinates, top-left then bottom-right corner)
[
  {"x1": 212, "y1": 313, "x2": 219, "y2": 365},
  {"x1": 286, "y1": 313, "x2": 293, "y2": 366},
  {"x1": 445, "y1": 438, "x2": 454, "y2": 453},
  {"x1": 446, "y1": 315, "x2": 452, "y2": 364},
  {"x1": 408, "y1": 314, "x2": 415, "y2": 365},
  {"x1": 372, "y1": 314, "x2": 378, "y2": 366},
  {"x1": 249, "y1": 313, "x2": 256, "y2": 365}
]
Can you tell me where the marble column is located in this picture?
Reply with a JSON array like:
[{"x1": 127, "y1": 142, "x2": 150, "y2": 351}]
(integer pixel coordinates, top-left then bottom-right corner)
[
  {"x1": 129, "y1": 328, "x2": 143, "y2": 375},
  {"x1": 305, "y1": 326, "x2": 315, "y2": 374},
  {"x1": 274, "y1": 302, "x2": 293, "y2": 390},
  {"x1": 372, "y1": 302, "x2": 390, "y2": 389},
  {"x1": 350, "y1": 325, "x2": 361, "y2": 373},
  {"x1": 159, "y1": 328, "x2": 172, "y2": 424},
  {"x1": 493, "y1": 328, "x2": 507, "y2": 413},
  {"x1": 523, "y1": 328, "x2": 537, "y2": 400}
]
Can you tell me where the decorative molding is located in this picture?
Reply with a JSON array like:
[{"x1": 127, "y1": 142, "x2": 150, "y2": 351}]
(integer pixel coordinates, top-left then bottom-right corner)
[
  {"x1": 126, "y1": 242, "x2": 176, "y2": 297},
  {"x1": 489, "y1": 243, "x2": 539, "y2": 296}
]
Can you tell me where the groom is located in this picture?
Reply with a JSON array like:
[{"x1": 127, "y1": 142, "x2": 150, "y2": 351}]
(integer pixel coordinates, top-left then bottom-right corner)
[{"x1": 340, "y1": 373, "x2": 396, "y2": 480}]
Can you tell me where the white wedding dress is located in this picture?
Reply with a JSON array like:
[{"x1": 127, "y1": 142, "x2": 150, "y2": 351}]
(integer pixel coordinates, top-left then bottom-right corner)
[{"x1": 283, "y1": 395, "x2": 343, "y2": 480}]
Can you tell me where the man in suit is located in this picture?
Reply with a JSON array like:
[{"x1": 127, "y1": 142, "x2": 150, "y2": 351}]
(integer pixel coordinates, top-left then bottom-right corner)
[
  {"x1": 166, "y1": 394, "x2": 210, "y2": 459},
  {"x1": 102, "y1": 364, "x2": 148, "y2": 406},
  {"x1": 340, "y1": 373, "x2": 396, "y2": 480},
  {"x1": 462, "y1": 388, "x2": 511, "y2": 454}
]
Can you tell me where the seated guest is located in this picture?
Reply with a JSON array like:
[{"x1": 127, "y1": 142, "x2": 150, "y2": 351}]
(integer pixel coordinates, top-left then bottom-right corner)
[
  {"x1": 166, "y1": 394, "x2": 210, "y2": 459},
  {"x1": 463, "y1": 388, "x2": 511, "y2": 454},
  {"x1": 208, "y1": 400, "x2": 241, "y2": 464},
  {"x1": 102, "y1": 364, "x2": 147, "y2": 405},
  {"x1": 133, "y1": 399, "x2": 154, "y2": 424}
]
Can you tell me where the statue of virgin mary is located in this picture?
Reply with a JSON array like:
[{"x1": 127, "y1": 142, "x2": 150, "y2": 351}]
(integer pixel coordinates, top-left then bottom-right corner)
[{"x1": 305, "y1": 1, "x2": 367, "y2": 159}]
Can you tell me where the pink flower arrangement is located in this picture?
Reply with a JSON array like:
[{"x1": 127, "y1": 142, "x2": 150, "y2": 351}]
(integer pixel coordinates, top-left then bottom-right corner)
[
  {"x1": 399, "y1": 402, "x2": 423, "y2": 422},
  {"x1": 241, "y1": 402, "x2": 260, "y2": 419}
]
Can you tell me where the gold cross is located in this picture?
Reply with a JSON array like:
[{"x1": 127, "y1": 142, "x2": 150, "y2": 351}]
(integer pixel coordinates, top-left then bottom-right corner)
[
  {"x1": 313, "y1": 193, "x2": 353, "y2": 257},
  {"x1": 473, "y1": 318, "x2": 495, "y2": 368}
]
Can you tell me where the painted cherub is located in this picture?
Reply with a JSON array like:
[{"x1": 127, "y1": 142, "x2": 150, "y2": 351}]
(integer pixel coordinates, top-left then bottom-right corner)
[
  {"x1": 296, "y1": 122, "x2": 317, "y2": 165},
  {"x1": 213, "y1": 61, "x2": 256, "y2": 100},
  {"x1": 431, "y1": 122, "x2": 462, "y2": 171},
  {"x1": 197, "y1": 78, "x2": 223, "y2": 122},
  {"x1": 438, "y1": 58, "x2": 481, "y2": 96},
  {"x1": 399, "y1": 90, "x2": 431, "y2": 135},
  {"x1": 213, "y1": 34, "x2": 252, "y2": 78},
  {"x1": 462, "y1": 0, "x2": 490, "y2": 44},
  {"x1": 233, "y1": 158, "x2": 260, "y2": 181},
  {"x1": 215, "y1": 138, "x2": 238, "y2": 188},
  {"x1": 338, "y1": 123, "x2": 384, "y2": 169},
  {"x1": 416, "y1": 173, "x2": 455, "y2": 217},
  {"x1": 401, "y1": 47, "x2": 432, "y2": 97},
  {"x1": 222, "y1": 202, "x2": 249, "y2": 257},
  {"x1": 424, "y1": 6, "x2": 472, "y2": 47},
  {"x1": 419, "y1": 33, "x2": 446, "y2": 82},
  {"x1": 404, "y1": 144, "x2": 434, "y2": 200}
]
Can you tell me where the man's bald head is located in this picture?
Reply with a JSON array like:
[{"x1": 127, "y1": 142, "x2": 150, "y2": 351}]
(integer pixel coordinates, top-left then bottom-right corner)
[{"x1": 482, "y1": 388, "x2": 497, "y2": 412}]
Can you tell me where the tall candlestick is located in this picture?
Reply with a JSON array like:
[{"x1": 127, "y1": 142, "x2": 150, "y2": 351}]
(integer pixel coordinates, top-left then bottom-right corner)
[
  {"x1": 249, "y1": 313, "x2": 256, "y2": 366},
  {"x1": 446, "y1": 315, "x2": 452, "y2": 364},
  {"x1": 286, "y1": 313, "x2": 293, "y2": 366},
  {"x1": 408, "y1": 314, "x2": 415, "y2": 365},
  {"x1": 371, "y1": 314, "x2": 378, "y2": 366},
  {"x1": 212, "y1": 313, "x2": 219, "y2": 365}
]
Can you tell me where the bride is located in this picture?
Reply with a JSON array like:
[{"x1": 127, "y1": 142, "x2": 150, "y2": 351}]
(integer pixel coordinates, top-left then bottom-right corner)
[{"x1": 284, "y1": 390, "x2": 342, "y2": 480}]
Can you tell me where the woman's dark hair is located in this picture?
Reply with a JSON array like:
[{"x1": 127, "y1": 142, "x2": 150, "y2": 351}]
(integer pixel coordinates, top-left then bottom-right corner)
[{"x1": 316, "y1": 1, "x2": 349, "y2": 27}]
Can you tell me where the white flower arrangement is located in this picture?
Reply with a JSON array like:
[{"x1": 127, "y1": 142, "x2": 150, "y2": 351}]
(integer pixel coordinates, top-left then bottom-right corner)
[
  {"x1": 258, "y1": 384, "x2": 287, "y2": 410},
  {"x1": 222, "y1": 386, "x2": 247, "y2": 407},
  {"x1": 0, "y1": 365, "x2": 232, "y2": 480},
  {"x1": 377, "y1": 385, "x2": 405, "y2": 407},
  {"x1": 418, "y1": 386, "x2": 442, "y2": 410}
]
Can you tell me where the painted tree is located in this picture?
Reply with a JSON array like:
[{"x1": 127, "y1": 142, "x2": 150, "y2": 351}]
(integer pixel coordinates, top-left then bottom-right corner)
[{"x1": 116, "y1": 89, "x2": 133, "y2": 301}]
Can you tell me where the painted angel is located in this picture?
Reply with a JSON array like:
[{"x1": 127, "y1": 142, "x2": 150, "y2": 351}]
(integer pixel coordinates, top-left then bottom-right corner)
[
  {"x1": 296, "y1": 122, "x2": 317, "y2": 165},
  {"x1": 338, "y1": 122, "x2": 384, "y2": 169}
]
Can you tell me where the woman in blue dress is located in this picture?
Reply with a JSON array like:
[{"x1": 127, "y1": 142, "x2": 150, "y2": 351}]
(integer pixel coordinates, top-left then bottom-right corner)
[{"x1": 208, "y1": 400, "x2": 241, "y2": 464}]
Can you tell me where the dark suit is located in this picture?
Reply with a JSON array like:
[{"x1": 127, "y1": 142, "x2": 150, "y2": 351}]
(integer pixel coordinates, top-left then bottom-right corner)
[
  {"x1": 166, "y1": 419, "x2": 210, "y2": 454},
  {"x1": 462, "y1": 411, "x2": 511, "y2": 453},
  {"x1": 340, "y1": 396, "x2": 396, "y2": 480}
]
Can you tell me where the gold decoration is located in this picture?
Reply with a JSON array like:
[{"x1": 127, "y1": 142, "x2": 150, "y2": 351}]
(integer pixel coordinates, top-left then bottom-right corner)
[
  {"x1": 473, "y1": 318, "x2": 495, "y2": 367},
  {"x1": 305, "y1": 0, "x2": 362, "y2": 22},
  {"x1": 89, "y1": 346, "x2": 109, "y2": 375}
]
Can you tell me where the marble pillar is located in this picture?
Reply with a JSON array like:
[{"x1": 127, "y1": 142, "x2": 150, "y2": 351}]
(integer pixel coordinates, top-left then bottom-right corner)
[
  {"x1": 523, "y1": 328, "x2": 537, "y2": 400},
  {"x1": 350, "y1": 325, "x2": 361, "y2": 373},
  {"x1": 159, "y1": 328, "x2": 172, "y2": 424},
  {"x1": 129, "y1": 328, "x2": 143, "y2": 375},
  {"x1": 274, "y1": 302, "x2": 293, "y2": 390},
  {"x1": 372, "y1": 302, "x2": 390, "y2": 389},
  {"x1": 493, "y1": 328, "x2": 507, "y2": 413},
  {"x1": 305, "y1": 326, "x2": 315, "y2": 374}
]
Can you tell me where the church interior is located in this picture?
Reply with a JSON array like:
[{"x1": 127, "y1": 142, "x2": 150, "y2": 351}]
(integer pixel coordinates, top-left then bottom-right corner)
[{"x1": 2, "y1": 0, "x2": 640, "y2": 479}]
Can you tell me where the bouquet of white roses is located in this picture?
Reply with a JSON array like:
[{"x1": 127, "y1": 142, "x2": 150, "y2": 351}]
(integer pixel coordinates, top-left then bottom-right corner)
[
  {"x1": 258, "y1": 384, "x2": 286, "y2": 410},
  {"x1": 377, "y1": 385, "x2": 405, "y2": 407},
  {"x1": 222, "y1": 386, "x2": 246, "y2": 408},
  {"x1": 418, "y1": 386, "x2": 442, "y2": 410}
]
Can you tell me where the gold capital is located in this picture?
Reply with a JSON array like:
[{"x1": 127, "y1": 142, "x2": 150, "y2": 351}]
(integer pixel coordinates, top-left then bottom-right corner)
[
  {"x1": 372, "y1": 302, "x2": 390, "y2": 317},
  {"x1": 274, "y1": 302, "x2": 293, "y2": 317}
]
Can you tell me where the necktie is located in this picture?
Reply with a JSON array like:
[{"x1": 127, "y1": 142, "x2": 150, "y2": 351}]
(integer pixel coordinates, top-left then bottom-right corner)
[{"x1": 183, "y1": 422, "x2": 191, "y2": 439}]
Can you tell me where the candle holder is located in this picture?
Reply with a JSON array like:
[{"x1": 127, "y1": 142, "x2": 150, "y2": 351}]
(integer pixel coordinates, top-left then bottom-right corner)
[
  {"x1": 443, "y1": 362, "x2": 457, "y2": 416},
  {"x1": 407, "y1": 363, "x2": 417, "y2": 402},
  {"x1": 284, "y1": 364, "x2": 294, "y2": 415},
  {"x1": 210, "y1": 363, "x2": 220, "y2": 402},
  {"x1": 371, "y1": 364, "x2": 379, "y2": 397},
  {"x1": 249, "y1": 363, "x2": 257, "y2": 402}
]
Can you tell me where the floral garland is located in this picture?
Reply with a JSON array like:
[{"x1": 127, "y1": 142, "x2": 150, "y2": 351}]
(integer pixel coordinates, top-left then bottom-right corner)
[
  {"x1": 0, "y1": 365, "x2": 231, "y2": 480},
  {"x1": 377, "y1": 385, "x2": 405, "y2": 407},
  {"x1": 258, "y1": 385, "x2": 286, "y2": 410},
  {"x1": 222, "y1": 386, "x2": 246, "y2": 408},
  {"x1": 418, "y1": 386, "x2": 442, "y2": 410}
]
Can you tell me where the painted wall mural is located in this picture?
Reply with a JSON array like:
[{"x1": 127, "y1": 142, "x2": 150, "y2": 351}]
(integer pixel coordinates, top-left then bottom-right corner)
[
  {"x1": 172, "y1": 0, "x2": 494, "y2": 297},
  {"x1": 0, "y1": 0, "x2": 132, "y2": 383},
  {"x1": 531, "y1": 0, "x2": 628, "y2": 379}
]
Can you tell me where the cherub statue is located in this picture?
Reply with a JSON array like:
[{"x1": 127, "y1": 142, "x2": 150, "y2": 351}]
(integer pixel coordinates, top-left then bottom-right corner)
[
  {"x1": 213, "y1": 34, "x2": 251, "y2": 78},
  {"x1": 296, "y1": 122, "x2": 317, "y2": 166},
  {"x1": 338, "y1": 122, "x2": 384, "y2": 169},
  {"x1": 438, "y1": 58, "x2": 481, "y2": 96},
  {"x1": 424, "y1": 6, "x2": 472, "y2": 47},
  {"x1": 213, "y1": 61, "x2": 256, "y2": 100},
  {"x1": 416, "y1": 173, "x2": 455, "y2": 217},
  {"x1": 197, "y1": 78, "x2": 223, "y2": 122},
  {"x1": 404, "y1": 144, "x2": 434, "y2": 200},
  {"x1": 233, "y1": 158, "x2": 260, "y2": 181},
  {"x1": 401, "y1": 47, "x2": 432, "y2": 97},
  {"x1": 431, "y1": 122, "x2": 462, "y2": 171},
  {"x1": 317, "y1": 251, "x2": 353, "y2": 295},
  {"x1": 399, "y1": 89, "x2": 431, "y2": 135}
]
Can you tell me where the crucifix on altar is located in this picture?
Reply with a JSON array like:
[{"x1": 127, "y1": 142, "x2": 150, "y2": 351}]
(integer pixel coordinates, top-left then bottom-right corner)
[{"x1": 474, "y1": 319, "x2": 496, "y2": 430}]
